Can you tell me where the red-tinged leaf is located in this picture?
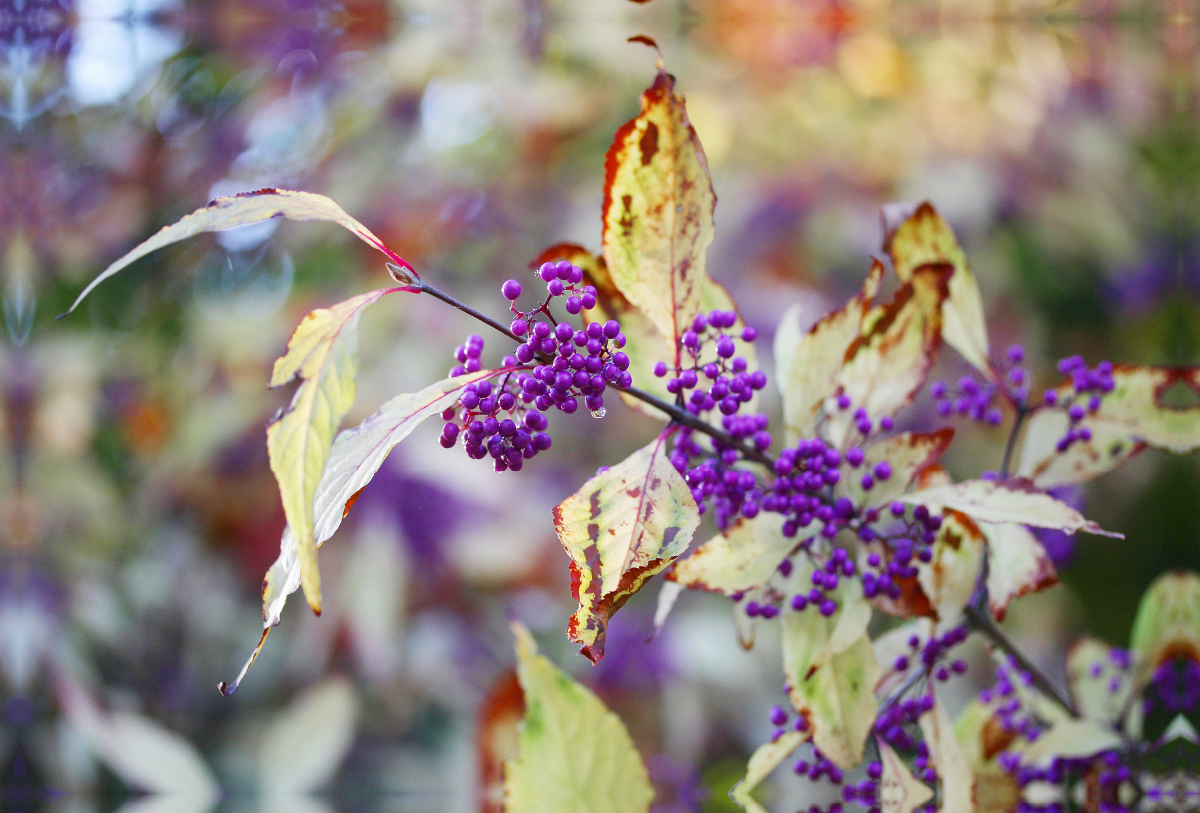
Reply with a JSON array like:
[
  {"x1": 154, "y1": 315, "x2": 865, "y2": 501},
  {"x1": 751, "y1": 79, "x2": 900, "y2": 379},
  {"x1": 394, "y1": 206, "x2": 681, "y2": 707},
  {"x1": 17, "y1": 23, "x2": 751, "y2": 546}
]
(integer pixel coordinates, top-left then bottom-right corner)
[
  {"x1": 775, "y1": 261, "x2": 884, "y2": 442},
  {"x1": 868, "y1": 572, "x2": 935, "y2": 620},
  {"x1": 885, "y1": 202, "x2": 989, "y2": 373},
  {"x1": 838, "y1": 429, "x2": 954, "y2": 509},
  {"x1": 1129, "y1": 571, "x2": 1200, "y2": 684},
  {"x1": 602, "y1": 70, "x2": 715, "y2": 365},
  {"x1": 220, "y1": 367, "x2": 519, "y2": 696},
  {"x1": 900, "y1": 478, "x2": 1120, "y2": 537},
  {"x1": 266, "y1": 288, "x2": 400, "y2": 614},
  {"x1": 916, "y1": 509, "x2": 986, "y2": 623},
  {"x1": 825, "y1": 265, "x2": 951, "y2": 447},
  {"x1": 731, "y1": 730, "x2": 806, "y2": 813},
  {"x1": 553, "y1": 428, "x2": 701, "y2": 663},
  {"x1": 669, "y1": 512, "x2": 809, "y2": 596},
  {"x1": 877, "y1": 738, "x2": 934, "y2": 813},
  {"x1": 981, "y1": 524, "x2": 1058, "y2": 621},
  {"x1": 919, "y1": 693, "x2": 974, "y2": 813},
  {"x1": 64, "y1": 189, "x2": 413, "y2": 315}
]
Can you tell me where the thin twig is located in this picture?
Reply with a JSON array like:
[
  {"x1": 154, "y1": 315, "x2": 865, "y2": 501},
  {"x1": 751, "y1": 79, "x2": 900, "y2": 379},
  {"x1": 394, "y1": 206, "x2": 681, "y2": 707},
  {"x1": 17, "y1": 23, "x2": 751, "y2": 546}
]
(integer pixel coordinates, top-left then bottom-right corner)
[
  {"x1": 963, "y1": 602, "x2": 1079, "y2": 717},
  {"x1": 998, "y1": 405, "x2": 1029, "y2": 478},
  {"x1": 876, "y1": 663, "x2": 928, "y2": 719}
]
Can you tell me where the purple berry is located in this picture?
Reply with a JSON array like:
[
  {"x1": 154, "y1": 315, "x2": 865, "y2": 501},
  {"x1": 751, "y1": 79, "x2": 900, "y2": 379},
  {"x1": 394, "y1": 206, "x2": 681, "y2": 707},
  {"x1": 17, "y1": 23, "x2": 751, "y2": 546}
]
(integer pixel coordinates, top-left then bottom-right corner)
[{"x1": 501, "y1": 279, "x2": 522, "y2": 300}]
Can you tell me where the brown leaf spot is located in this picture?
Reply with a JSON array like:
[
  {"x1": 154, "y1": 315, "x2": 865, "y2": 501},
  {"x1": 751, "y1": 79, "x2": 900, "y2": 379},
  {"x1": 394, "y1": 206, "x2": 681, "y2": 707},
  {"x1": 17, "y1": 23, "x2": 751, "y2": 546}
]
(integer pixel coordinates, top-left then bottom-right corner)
[
  {"x1": 589, "y1": 489, "x2": 603, "y2": 519},
  {"x1": 342, "y1": 486, "x2": 367, "y2": 519},
  {"x1": 982, "y1": 712, "x2": 1017, "y2": 761},
  {"x1": 639, "y1": 122, "x2": 659, "y2": 165}
]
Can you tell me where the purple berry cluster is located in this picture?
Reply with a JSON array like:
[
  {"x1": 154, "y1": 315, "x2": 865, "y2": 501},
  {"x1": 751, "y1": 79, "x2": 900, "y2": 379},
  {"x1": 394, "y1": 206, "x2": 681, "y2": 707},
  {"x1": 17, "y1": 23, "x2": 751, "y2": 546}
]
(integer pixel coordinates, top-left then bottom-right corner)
[
  {"x1": 979, "y1": 657, "x2": 1044, "y2": 742},
  {"x1": 888, "y1": 626, "x2": 969, "y2": 685},
  {"x1": 653, "y1": 308, "x2": 765, "y2": 417},
  {"x1": 996, "y1": 750, "x2": 1130, "y2": 813},
  {"x1": 1042, "y1": 356, "x2": 1115, "y2": 452},
  {"x1": 930, "y1": 344, "x2": 1029, "y2": 425},
  {"x1": 858, "y1": 504, "x2": 942, "y2": 600},
  {"x1": 1142, "y1": 657, "x2": 1200, "y2": 716},
  {"x1": 875, "y1": 692, "x2": 936, "y2": 782}
]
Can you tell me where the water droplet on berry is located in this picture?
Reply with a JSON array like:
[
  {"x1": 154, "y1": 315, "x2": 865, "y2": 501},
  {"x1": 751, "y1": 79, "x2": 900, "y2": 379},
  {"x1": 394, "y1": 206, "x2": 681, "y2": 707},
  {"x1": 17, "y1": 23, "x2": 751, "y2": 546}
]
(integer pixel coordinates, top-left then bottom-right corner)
[{"x1": 590, "y1": 406, "x2": 607, "y2": 418}]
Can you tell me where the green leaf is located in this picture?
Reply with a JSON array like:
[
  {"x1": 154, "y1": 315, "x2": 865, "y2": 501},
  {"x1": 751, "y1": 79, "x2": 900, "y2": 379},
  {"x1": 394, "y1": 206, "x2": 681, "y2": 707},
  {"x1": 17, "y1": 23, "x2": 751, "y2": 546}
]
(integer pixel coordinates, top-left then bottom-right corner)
[
  {"x1": 65, "y1": 188, "x2": 412, "y2": 315},
  {"x1": 1130, "y1": 571, "x2": 1200, "y2": 681},
  {"x1": 775, "y1": 261, "x2": 884, "y2": 442},
  {"x1": 219, "y1": 367, "x2": 518, "y2": 695},
  {"x1": 900, "y1": 478, "x2": 1119, "y2": 537},
  {"x1": 602, "y1": 70, "x2": 715, "y2": 364},
  {"x1": 878, "y1": 738, "x2": 934, "y2": 813},
  {"x1": 885, "y1": 202, "x2": 990, "y2": 373},
  {"x1": 730, "y1": 730, "x2": 806, "y2": 813},
  {"x1": 981, "y1": 524, "x2": 1058, "y2": 621},
  {"x1": 782, "y1": 561, "x2": 878, "y2": 769},
  {"x1": 916, "y1": 509, "x2": 986, "y2": 623},
  {"x1": 825, "y1": 265, "x2": 951, "y2": 447},
  {"x1": 669, "y1": 512, "x2": 806, "y2": 596},
  {"x1": 503, "y1": 623, "x2": 654, "y2": 813},
  {"x1": 1064, "y1": 637, "x2": 1135, "y2": 725},
  {"x1": 266, "y1": 289, "x2": 399, "y2": 614},
  {"x1": 553, "y1": 428, "x2": 701, "y2": 663},
  {"x1": 918, "y1": 693, "x2": 974, "y2": 813}
]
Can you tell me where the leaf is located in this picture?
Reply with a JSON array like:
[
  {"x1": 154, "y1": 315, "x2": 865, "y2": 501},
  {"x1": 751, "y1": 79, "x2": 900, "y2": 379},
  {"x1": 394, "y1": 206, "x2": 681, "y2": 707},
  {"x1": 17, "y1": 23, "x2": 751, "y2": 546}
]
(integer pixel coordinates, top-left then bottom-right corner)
[
  {"x1": 782, "y1": 557, "x2": 874, "y2": 678},
  {"x1": 1064, "y1": 637, "x2": 1135, "y2": 725},
  {"x1": 1073, "y1": 365, "x2": 1200, "y2": 454},
  {"x1": 1015, "y1": 407, "x2": 1143, "y2": 487},
  {"x1": 554, "y1": 428, "x2": 701, "y2": 663},
  {"x1": 981, "y1": 524, "x2": 1058, "y2": 621},
  {"x1": 825, "y1": 265, "x2": 951, "y2": 448},
  {"x1": 259, "y1": 679, "x2": 359, "y2": 794},
  {"x1": 952, "y1": 701, "x2": 1022, "y2": 813},
  {"x1": 730, "y1": 730, "x2": 806, "y2": 813},
  {"x1": 503, "y1": 623, "x2": 654, "y2": 813},
  {"x1": 1019, "y1": 719, "x2": 1123, "y2": 763},
  {"x1": 916, "y1": 509, "x2": 986, "y2": 623},
  {"x1": 64, "y1": 188, "x2": 413, "y2": 315},
  {"x1": 602, "y1": 69, "x2": 715, "y2": 365},
  {"x1": 776, "y1": 261, "x2": 883, "y2": 442},
  {"x1": 668, "y1": 512, "x2": 804, "y2": 596},
  {"x1": 878, "y1": 738, "x2": 934, "y2": 813},
  {"x1": 900, "y1": 478, "x2": 1119, "y2": 537},
  {"x1": 918, "y1": 693, "x2": 974, "y2": 813},
  {"x1": 266, "y1": 288, "x2": 399, "y2": 614},
  {"x1": 789, "y1": 633, "x2": 879, "y2": 770},
  {"x1": 885, "y1": 202, "x2": 989, "y2": 373},
  {"x1": 219, "y1": 366, "x2": 518, "y2": 695},
  {"x1": 838, "y1": 429, "x2": 954, "y2": 509},
  {"x1": 1129, "y1": 571, "x2": 1200, "y2": 680}
]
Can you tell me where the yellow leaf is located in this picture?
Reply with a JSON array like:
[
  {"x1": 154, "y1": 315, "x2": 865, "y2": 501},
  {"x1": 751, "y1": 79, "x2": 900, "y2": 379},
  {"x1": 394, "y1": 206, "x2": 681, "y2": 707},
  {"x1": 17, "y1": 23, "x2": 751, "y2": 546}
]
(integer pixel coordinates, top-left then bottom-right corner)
[
  {"x1": 837, "y1": 429, "x2": 953, "y2": 509},
  {"x1": 825, "y1": 265, "x2": 950, "y2": 447},
  {"x1": 789, "y1": 634, "x2": 879, "y2": 770},
  {"x1": 730, "y1": 730, "x2": 806, "y2": 813},
  {"x1": 916, "y1": 509, "x2": 986, "y2": 623},
  {"x1": 554, "y1": 429, "x2": 700, "y2": 662},
  {"x1": 65, "y1": 189, "x2": 411, "y2": 315},
  {"x1": 877, "y1": 738, "x2": 934, "y2": 813},
  {"x1": 1064, "y1": 637, "x2": 1135, "y2": 725},
  {"x1": 1130, "y1": 571, "x2": 1200, "y2": 687},
  {"x1": 982, "y1": 523, "x2": 1058, "y2": 621},
  {"x1": 776, "y1": 261, "x2": 884, "y2": 442},
  {"x1": 602, "y1": 70, "x2": 715, "y2": 364},
  {"x1": 1079, "y1": 366, "x2": 1200, "y2": 454},
  {"x1": 886, "y1": 202, "x2": 990, "y2": 373},
  {"x1": 669, "y1": 512, "x2": 805, "y2": 596},
  {"x1": 1015, "y1": 407, "x2": 1142, "y2": 487},
  {"x1": 919, "y1": 693, "x2": 974, "y2": 813},
  {"x1": 503, "y1": 623, "x2": 654, "y2": 813},
  {"x1": 267, "y1": 289, "x2": 396, "y2": 614},
  {"x1": 901, "y1": 478, "x2": 1119, "y2": 537}
]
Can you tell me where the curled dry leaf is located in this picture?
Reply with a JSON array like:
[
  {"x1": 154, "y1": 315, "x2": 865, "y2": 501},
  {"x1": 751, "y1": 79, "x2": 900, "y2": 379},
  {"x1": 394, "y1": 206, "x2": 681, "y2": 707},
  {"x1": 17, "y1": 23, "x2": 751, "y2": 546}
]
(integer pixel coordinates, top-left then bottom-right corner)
[
  {"x1": 220, "y1": 367, "x2": 519, "y2": 695},
  {"x1": 602, "y1": 69, "x2": 715, "y2": 365},
  {"x1": 64, "y1": 188, "x2": 413, "y2": 316},
  {"x1": 553, "y1": 428, "x2": 701, "y2": 663},
  {"x1": 267, "y1": 288, "x2": 400, "y2": 614},
  {"x1": 775, "y1": 261, "x2": 884, "y2": 442},
  {"x1": 825, "y1": 264, "x2": 951, "y2": 448},
  {"x1": 504, "y1": 623, "x2": 654, "y2": 813},
  {"x1": 900, "y1": 478, "x2": 1120, "y2": 537},
  {"x1": 885, "y1": 202, "x2": 990, "y2": 374}
]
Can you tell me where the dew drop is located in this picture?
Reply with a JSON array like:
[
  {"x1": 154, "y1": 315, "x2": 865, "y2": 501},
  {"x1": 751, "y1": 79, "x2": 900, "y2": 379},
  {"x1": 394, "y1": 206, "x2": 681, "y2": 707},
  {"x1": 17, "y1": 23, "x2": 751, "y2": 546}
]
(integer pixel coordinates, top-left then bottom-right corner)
[{"x1": 590, "y1": 406, "x2": 607, "y2": 419}]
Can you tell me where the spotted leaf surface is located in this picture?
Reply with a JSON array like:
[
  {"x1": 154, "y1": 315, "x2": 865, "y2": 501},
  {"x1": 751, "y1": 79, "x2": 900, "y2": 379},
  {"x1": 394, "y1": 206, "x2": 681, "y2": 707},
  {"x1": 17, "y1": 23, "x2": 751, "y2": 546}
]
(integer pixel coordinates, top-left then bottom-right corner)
[
  {"x1": 503, "y1": 623, "x2": 654, "y2": 813},
  {"x1": 776, "y1": 261, "x2": 883, "y2": 442},
  {"x1": 554, "y1": 428, "x2": 700, "y2": 662},
  {"x1": 901, "y1": 478, "x2": 1119, "y2": 537},
  {"x1": 65, "y1": 188, "x2": 412, "y2": 315},
  {"x1": 602, "y1": 70, "x2": 715, "y2": 365},
  {"x1": 886, "y1": 202, "x2": 989, "y2": 373}
]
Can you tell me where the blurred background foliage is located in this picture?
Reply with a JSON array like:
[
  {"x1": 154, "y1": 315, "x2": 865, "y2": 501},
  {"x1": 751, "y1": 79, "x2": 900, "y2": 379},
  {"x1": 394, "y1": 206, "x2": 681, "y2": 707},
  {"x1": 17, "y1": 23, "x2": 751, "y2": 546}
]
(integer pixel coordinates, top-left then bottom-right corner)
[{"x1": 0, "y1": 0, "x2": 1197, "y2": 811}]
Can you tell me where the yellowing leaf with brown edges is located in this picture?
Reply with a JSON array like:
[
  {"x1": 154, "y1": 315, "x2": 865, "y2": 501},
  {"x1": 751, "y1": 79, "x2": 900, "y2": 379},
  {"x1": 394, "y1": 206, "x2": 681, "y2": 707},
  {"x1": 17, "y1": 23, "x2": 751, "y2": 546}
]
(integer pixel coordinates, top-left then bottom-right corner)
[
  {"x1": 1078, "y1": 366, "x2": 1200, "y2": 454},
  {"x1": 267, "y1": 288, "x2": 398, "y2": 614},
  {"x1": 825, "y1": 265, "x2": 950, "y2": 447},
  {"x1": 65, "y1": 189, "x2": 412, "y2": 315},
  {"x1": 503, "y1": 623, "x2": 654, "y2": 813},
  {"x1": 554, "y1": 428, "x2": 700, "y2": 662},
  {"x1": 669, "y1": 513, "x2": 806, "y2": 596},
  {"x1": 917, "y1": 509, "x2": 985, "y2": 623},
  {"x1": 886, "y1": 202, "x2": 989, "y2": 373},
  {"x1": 878, "y1": 738, "x2": 934, "y2": 813},
  {"x1": 220, "y1": 366, "x2": 518, "y2": 696},
  {"x1": 982, "y1": 524, "x2": 1058, "y2": 621},
  {"x1": 776, "y1": 261, "x2": 884, "y2": 442},
  {"x1": 838, "y1": 429, "x2": 953, "y2": 509},
  {"x1": 900, "y1": 478, "x2": 1119, "y2": 537},
  {"x1": 602, "y1": 70, "x2": 715, "y2": 365},
  {"x1": 1016, "y1": 407, "x2": 1143, "y2": 487}
]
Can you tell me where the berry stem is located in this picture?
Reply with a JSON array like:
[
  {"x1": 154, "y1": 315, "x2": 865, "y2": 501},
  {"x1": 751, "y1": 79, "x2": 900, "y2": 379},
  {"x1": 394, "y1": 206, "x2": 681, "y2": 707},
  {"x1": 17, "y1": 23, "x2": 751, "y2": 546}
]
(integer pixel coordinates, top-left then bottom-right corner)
[
  {"x1": 415, "y1": 277, "x2": 777, "y2": 469},
  {"x1": 876, "y1": 660, "x2": 929, "y2": 718},
  {"x1": 963, "y1": 602, "x2": 1079, "y2": 717},
  {"x1": 998, "y1": 405, "x2": 1029, "y2": 478}
]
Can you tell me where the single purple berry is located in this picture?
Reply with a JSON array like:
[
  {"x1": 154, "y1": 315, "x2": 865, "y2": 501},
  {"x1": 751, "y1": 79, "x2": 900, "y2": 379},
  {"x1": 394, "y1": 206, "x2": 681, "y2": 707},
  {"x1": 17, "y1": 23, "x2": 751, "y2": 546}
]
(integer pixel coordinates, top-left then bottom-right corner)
[{"x1": 501, "y1": 279, "x2": 522, "y2": 300}]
